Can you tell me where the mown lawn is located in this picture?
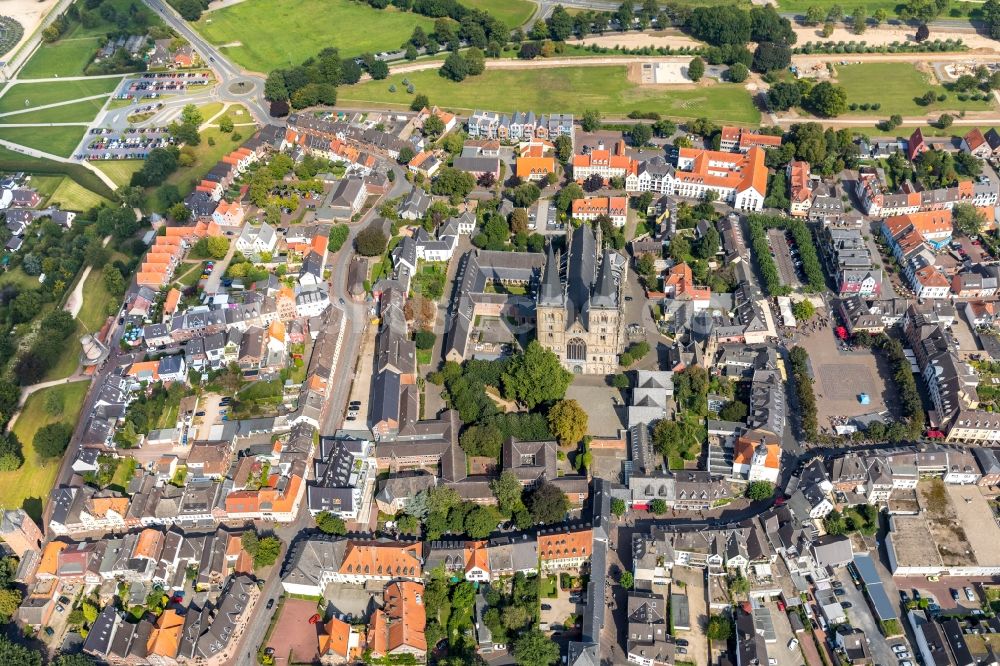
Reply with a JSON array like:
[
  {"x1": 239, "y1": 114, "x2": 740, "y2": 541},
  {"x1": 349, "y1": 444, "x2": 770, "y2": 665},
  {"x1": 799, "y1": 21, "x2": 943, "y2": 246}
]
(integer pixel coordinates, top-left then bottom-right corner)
[
  {"x1": 48, "y1": 177, "x2": 111, "y2": 211},
  {"x1": 146, "y1": 126, "x2": 246, "y2": 211},
  {"x1": 18, "y1": 36, "x2": 103, "y2": 78},
  {"x1": 77, "y1": 266, "x2": 116, "y2": 332},
  {"x1": 777, "y1": 0, "x2": 972, "y2": 18},
  {"x1": 0, "y1": 126, "x2": 87, "y2": 158},
  {"x1": 195, "y1": 0, "x2": 436, "y2": 72},
  {"x1": 0, "y1": 78, "x2": 119, "y2": 114},
  {"x1": 94, "y1": 159, "x2": 144, "y2": 187},
  {"x1": 3, "y1": 380, "x2": 90, "y2": 522},
  {"x1": 0, "y1": 99, "x2": 108, "y2": 124},
  {"x1": 340, "y1": 66, "x2": 761, "y2": 123},
  {"x1": 461, "y1": 0, "x2": 535, "y2": 27},
  {"x1": 834, "y1": 62, "x2": 993, "y2": 117},
  {"x1": 0, "y1": 267, "x2": 41, "y2": 290}
]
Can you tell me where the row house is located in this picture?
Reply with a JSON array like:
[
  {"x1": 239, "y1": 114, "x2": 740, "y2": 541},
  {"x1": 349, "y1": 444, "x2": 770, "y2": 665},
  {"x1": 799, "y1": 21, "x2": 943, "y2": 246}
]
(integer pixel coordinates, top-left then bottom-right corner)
[
  {"x1": 466, "y1": 109, "x2": 574, "y2": 144},
  {"x1": 837, "y1": 296, "x2": 908, "y2": 335},
  {"x1": 856, "y1": 165, "x2": 997, "y2": 216},
  {"x1": 961, "y1": 128, "x2": 997, "y2": 159},
  {"x1": 881, "y1": 212, "x2": 953, "y2": 299},
  {"x1": 787, "y1": 160, "x2": 813, "y2": 217},
  {"x1": 823, "y1": 228, "x2": 880, "y2": 297}
]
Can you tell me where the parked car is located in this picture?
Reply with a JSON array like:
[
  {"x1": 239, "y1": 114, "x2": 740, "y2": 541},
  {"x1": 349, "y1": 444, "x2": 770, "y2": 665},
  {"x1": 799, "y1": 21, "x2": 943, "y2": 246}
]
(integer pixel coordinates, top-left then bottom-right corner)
[
  {"x1": 541, "y1": 604, "x2": 552, "y2": 611},
  {"x1": 675, "y1": 639, "x2": 689, "y2": 647},
  {"x1": 966, "y1": 587, "x2": 976, "y2": 601},
  {"x1": 266, "y1": 599, "x2": 274, "y2": 609},
  {"x1": 788, "y1": 638, "x2": 799, "y2": 651},
  {"x1": 842, "y1": 602, "x2": 852, "y2": 609},
  {"x1": 952, "y1": 589, "x2": 960, "y2": 601}
]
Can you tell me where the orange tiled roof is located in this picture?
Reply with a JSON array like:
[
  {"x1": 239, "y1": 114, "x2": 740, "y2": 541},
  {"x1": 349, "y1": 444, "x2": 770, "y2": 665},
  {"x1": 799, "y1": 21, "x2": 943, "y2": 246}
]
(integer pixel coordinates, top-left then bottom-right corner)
[
  {"x1": 164, "y1": 288, "x2": 181, "y2": 315},
  {"x1": 269, "y1": 319, "x2": 286, "y2": 343},
  {"x1": 538, "y1": 529, "x2": 592, "y2": 562},
  {"x1": 516, "y1": 156, "x2": 555, "y2": 178},
  {"x1": 89, "y1": 496, "x2": 129, "y2": 517},
  {"x1": 339, "y1": 542, "x2": 422, "y2": 578},
  {"x1": 733, "y1": 432, "x2": 780, "y2": 469},
  {"x1": 916, "y1": 265, "x2": 949, "y2": 287},
  {"x1": 146, "y1": 609, "x2": 183, "y2": 657},
  {"x1": 465, "y1": 540, "x2": 489, "y2": 574},
  {"x1": 384, "y1": 581, "x2": 426, "y2": 653},
  {"x1": 38, "y1": 542, "x2": 66, "y2": 576},
  {"x1": 320, "y1": 617, "x2": 352, "y2": 657},
  {"x1": 133, "y1": 528, "x2": 163, "y2": 560},
  {"x1": 966, "y1": 128, "x2": 987, "y2": 151},
  {"x1": 886, "y1": 210, "x2": 952, "y2": 238},
  {"x1": 788, "y1": 161, "x2": 811, "y2": 203},
  {"x1": 311, "y1": 234, "x2": 329, "y2": 256},
  {"x1": 676, "y1": 146, "x2": 768, "y2": 195},
  {"x1": 571, "y1": 196, "x2": 627, "y2": 218}
]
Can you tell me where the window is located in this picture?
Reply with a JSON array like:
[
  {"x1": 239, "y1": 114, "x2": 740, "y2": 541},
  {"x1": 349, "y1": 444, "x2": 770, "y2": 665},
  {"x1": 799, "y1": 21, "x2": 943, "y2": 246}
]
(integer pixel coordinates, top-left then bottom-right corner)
[{"x1": 567, "y1": 338, "x2": 586, "y2": 361}]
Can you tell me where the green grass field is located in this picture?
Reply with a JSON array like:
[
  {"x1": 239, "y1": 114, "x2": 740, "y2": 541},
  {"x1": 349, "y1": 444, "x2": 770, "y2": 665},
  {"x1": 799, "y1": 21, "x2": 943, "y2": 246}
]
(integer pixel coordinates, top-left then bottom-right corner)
[
  {"x1": 0, "y1": 126, "x2": 87, "y2": 158},
  {"x1": 49, "y1": 177, "x2": 111, "y2": 211},
  {"x1": 0, "y1": 98, "x2": 107, "y2": 124},
  {"x1": 43, "y1": 323, "x2": 83, "y2": 381},
  {"x1": 776, "y1": 0, "x2": 973, "y2": 18},
  {"x1": 19, "y1": 36, "x2": 103, "y2": 78},
  {"x1": 461, "y1": 0, "x2": 535, "y2": 27},
  {"x1": 835, "y1": 62, "x2": 994, "y2": 117},
  {"x1": 0, "y1": 78, "x2": 119, "y2": 114},
  {"x1": 94, "y1": 159, "x2": 143, "y2": 187},
  {"x1": 195, "y1": 0, "x2": 436, "y2": 72},
  {"x1": 3, "y1": 381, "x2": 90, "y2": 522},
  {"x1": 0, "y1": 146, "x2": 115, "y2": 198},
  {"x1": 339, "y1": 66, "x2": 761, "y2": 123},
  {"x1": 0, "y1": 267, "x2": 42, "y2": 291},
  {"x1": 77, "y1": 266, "x2": 115, "y2": 332},
  {"x1": 29, "y1": 175, "x2": 64, "y2": 201}
]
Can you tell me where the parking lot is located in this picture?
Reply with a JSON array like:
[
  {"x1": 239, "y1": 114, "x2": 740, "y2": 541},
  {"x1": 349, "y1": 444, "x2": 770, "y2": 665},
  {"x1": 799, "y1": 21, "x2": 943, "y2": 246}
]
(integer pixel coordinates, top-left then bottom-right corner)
[
  {"x1": 767, "y1": 228, "x2": 802, "y2": 288},
  {"x1": 896, "y1": 576, "x2": 987, "y2": 613},
  {"x1": 77, "y1": 126, "x2": 173, "y2": 161},
  {"x1": 114, "y1": 72, "x2": 211, "y2": 102},
  {"x1": 540, "y1": 576, "x2": 581, "y2": 632},
  {"x1": 672, "y1": 566, "x2": 709, "y2": 666}
]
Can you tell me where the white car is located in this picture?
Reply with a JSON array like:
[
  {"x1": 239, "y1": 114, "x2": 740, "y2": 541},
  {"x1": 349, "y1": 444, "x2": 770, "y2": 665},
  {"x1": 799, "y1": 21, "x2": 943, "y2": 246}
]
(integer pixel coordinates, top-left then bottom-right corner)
[
  {"x1": 788, "y1": 638, "x2": 799, "y2": 651},
  {"x1": 966, "y1": 587, "x2": 976, "y2": 601},
  {"x1": 892, "y1": 645, "x2": 907, "y2": 654},
  {"x1": 900, "y1": 661, "x2": 913, "y2": 666}
]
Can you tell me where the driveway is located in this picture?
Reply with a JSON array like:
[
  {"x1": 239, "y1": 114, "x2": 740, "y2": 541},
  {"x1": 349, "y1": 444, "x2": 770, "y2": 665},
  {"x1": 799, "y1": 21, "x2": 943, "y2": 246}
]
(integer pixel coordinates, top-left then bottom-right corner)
[
  {"x1": 833, "y1": 567, "x2": 899, "y2": 666},
  {"x1": 673, "y1": 566, "x2": 709, "y2": 666},
  {"x1": 765, "y1": 601, "x2": 801, "y2": 666}
]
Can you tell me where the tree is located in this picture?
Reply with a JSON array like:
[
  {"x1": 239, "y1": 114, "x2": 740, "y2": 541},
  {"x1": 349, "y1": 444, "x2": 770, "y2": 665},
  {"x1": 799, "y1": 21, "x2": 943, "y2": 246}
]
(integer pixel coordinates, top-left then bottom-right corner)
[
  {"x1": 805, "y1": 5, "x2": 825, "y2": 24},
  {"x1": 82, "y1": 600, "x2": 99, "y2": 624},
  {"x1": 792, "y1": 299, "x2": 815, "y2": 321},
  {"x1": 611, "y1": 497, "x2": 627, "y2": 516},
  {"x1": 686, "y1": 5, "x2": 752, "y2": 46},
  {"x1": 0, "y1": 432, "x2": 21, "y2": 471},
  {"x1": 752, "y1": 42, "x2": 791, "y2": 73},
  {"x1": 465, "y1": 47, "x2": 485, "y2": 76},
  {"x1": 746, "y1": 480, "x2": 774, "y2": 500},
  {"x1": 242, "y1": 530, "x2": 282, "y2": 568},
  {"x1": 514, "y1": 628, "x2": 560, "y2": 666},
  {"x1": 423, "y1": 114, "x2": 446, "y2": 138},
  {"x1": 501, "y1": 341, "x2": 572, "y2": 409},
  {"x1": 315, "y1": 511, "x2": 347, "y2": 535},
  {"x1": 728, "y1": 62, "x2": 749, "y2": 83},
  {"x1": 440, "y1": 51, "x2": 468, "y2": 82},
  {"x1": 806, "y1": 81, "x2": 848, "y2": 117},
  {"x1": 527, "y1": 482, "x2": 571, "y2": 524},
  {"x1": 410, "y1": 94, "x2": 430, "y2": 112},
  {"x1": 355, "y1": 226, "x2": 388, "y2": 256},
  {"x1": 706, "y1": 614, "x2": 734, "y2": 641},
  {"x1": 581, "y1": 109, "x2": 602, "y2": 132},
  {"x1": 619, "y1": 571, "x2": 634, "y2": 590},
  {"x1": 492, "y1": 470, "x2": 525, "y2": 516},
  {"x1": 34, "y1": 422, "x2": 72, "y2": 459},
  {"x1": 0, "y1": 588, "x2": 20, "y2": 623},
  {"x1": 55, "y1": 655, "x2": 97, "y2": 666},
  {"x1": 555, "y1": 182, "x2": 584, "y2": 212},
  {"x1": 767, "y1": 82, "x2": 802, "y2": 111},
  {"x1": 554, "y1": 134, "x2": 573, "y2": 162},
  {"x1": 168, "y1": 202, "x2": 191, "y2": 223},
  {"x1": 915, "y1": 23, "x2": 930, "y2": 41},
  {"x1": 852, "y1": 6, "x2": 868, "y2": 33},
  {"x1": 938, "y1": 113, "x2": 954, "y2": 129},
  {"x1": 630, "y1": 123, "x2": 652, "y2": 147},
  {"x1": 464, "y1": 504, "x2": 502, "y2": 538},
  {"x1": 0, "y1": 636, "x2": 41, "y2": 666},
  {"x1": 954, "y1": 202, "x2": 985, "y2": 237},
  {"x1": 688, "y1": 56, "x2": 705, "y2": 82},
  {"x1": 328, "y1": 224, "x2": 349, "y2": 253},
  {"x1": 548, "y1": 399, "x2": 588, "y2": 447},
  {"x1": 218, "y1": 115, "x2": 234, "y2": 133},
  {"x1": 649, "y1": 498, "x2": 668, "y2": 514},
  {"x1": 431, "y1": 167, "x2": 475, "y2": 200},
  {"x1": 719, "y1": 400, "x2": 748, "y2": 421},
  {"x1": 206, "y1": 236, "x2": 230, "y2": 259},
  {"x1": 986, "y1": 0, "x2": 1000, "y2": 39},
  {"x1": 873, "y1": 7, "x2": 887, "y2": 24}
]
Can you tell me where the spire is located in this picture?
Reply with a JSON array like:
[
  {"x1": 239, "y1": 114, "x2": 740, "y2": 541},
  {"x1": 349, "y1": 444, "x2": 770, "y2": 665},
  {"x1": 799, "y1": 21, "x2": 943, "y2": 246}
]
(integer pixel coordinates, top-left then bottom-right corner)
[
  {"x1": 591, "y1": 251, "x2": 618, "y2": 309},
  {"x1": 539, "y1": 241, "x2": 563, "y2": 305}
]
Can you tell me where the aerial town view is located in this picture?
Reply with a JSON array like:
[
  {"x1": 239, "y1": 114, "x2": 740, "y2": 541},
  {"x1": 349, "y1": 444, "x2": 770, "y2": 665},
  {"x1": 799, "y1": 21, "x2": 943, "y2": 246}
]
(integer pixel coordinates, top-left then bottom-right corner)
[{"x1": 6, "y1": 0, "x2": 1000, "y2": 665}]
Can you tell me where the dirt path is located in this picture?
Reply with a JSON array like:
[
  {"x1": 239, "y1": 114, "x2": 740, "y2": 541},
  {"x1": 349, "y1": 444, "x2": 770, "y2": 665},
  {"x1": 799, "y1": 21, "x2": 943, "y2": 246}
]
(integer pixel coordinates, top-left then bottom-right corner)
[
  {"x1": 792, "y1": 51, "x2": 1000, "y2": 68},
  {"x1": 792, "y1": 24, "x2": 999, "y2": 51},
  {"x1": 386, "y1": 54, "x2": 689, "y2": 77}
]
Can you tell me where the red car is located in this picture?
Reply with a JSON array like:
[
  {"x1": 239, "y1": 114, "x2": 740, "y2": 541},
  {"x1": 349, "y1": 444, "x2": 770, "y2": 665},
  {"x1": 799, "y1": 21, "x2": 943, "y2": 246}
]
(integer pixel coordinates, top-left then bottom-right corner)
[{"x1": 777, "y1": 600, "x2": 786, "y2": 611}]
